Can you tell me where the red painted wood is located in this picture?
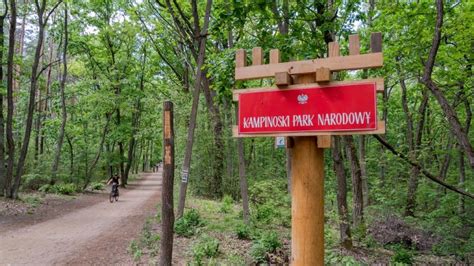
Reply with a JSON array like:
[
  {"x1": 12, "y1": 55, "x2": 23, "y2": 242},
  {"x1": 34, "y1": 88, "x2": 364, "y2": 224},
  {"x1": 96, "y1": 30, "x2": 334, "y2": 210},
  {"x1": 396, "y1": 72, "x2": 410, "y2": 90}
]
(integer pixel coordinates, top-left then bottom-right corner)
[{"x1": 238, "y1": 83, "x2": 377, "y2": 134}]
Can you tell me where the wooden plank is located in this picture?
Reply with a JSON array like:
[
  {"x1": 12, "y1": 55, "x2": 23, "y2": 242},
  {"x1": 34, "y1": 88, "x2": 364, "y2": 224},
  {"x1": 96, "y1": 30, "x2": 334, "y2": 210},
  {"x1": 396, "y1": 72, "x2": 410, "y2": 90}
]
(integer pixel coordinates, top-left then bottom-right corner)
[
  {"x1": 235, "y1": 49, "x2": 246, "y2": 68},
  {"x1": 349, "y1": 34, "x2": 360, "y2": 55},
  {"x1": 317, "y1": 136, "x2": 332, "y2": 148},
  {"x1": 328, "y1": 41, "x2": 340, "y2": 57},
  {"x1": 291, "y1": 136, "x2": 324, "y2": 264},
  {"x1": 232, "y1": 121, "x2": 386, "y2": 138},
  {"x1": 233, "y1": 78, "x2": 385, "y2": 100},
  {"x1": 252, "y1": 47, "x2": 263, "y2": 66},
  {"x1": 160, "y1": 101, "x2": 175, "y2": 265},
  {"x1": 235, "y1": 53, "x2": 383, "y2": 80},
  {"x1": 270, "y1": 49, "x2": 280, "y2": 64},
  {"x1": 315, "y1": 67, "x2": 330, "y2": 83},
  {"x1": 275, "y1": 72, "x2": 291, "y2": 87},
  {"x1": 371, "y1": 32, "x2": 382, "y2": 53}
]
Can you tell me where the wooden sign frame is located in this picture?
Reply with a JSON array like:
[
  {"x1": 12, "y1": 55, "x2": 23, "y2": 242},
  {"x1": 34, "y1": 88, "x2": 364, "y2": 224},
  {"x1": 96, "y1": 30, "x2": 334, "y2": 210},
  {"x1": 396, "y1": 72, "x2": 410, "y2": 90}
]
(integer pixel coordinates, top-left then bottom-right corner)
[{"x1": 233, "y1": 33, "x2": 384, "y2": 265}]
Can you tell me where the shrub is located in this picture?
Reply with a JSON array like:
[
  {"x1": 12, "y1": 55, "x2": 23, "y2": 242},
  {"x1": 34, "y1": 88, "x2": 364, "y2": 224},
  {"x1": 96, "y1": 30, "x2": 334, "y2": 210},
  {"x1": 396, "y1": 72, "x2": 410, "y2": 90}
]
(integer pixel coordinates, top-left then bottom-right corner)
[
  {"x1": 21, "y1": 195, "x2": 43, "y2": 208},
  {"x1": 235, "y1": 223, "x2": 251, "y2": 240},
  {"x1": 21, "y1": 174, "x2": 50, "y2": 190},
  {"x1": 250, "y1": 242, "x2": 267, "y2": 263},
  {"x1": 53, "y1": 183, "x2": 77, "y2": 195},
  {"x1": 174, "y1": 208, "x2": 203, "y2": 237},
  {"x1": 249, "y1": 179, "x2": 290, "y2": 226},
  {"x1": 192, "y1": 234, "x2": 220, "y2": 264},
  {"x1": 390, "y1": 244, "x2": 414, "y2": 264},
  {"x1": 260, "y1": 231, "x2": 281, "y2": 251},
  {"x1": 90, "y1": 182, "x2": 105, "y2": 191},
  {"x1": 39, "y1": 183, "x2": 77, "y2": 195},
  {"x1": 219, "y1": 194, "x2": 233, "y2": 213},
  {"x1": 250, "y1": 231, "x2": 282, "y2": 263}
]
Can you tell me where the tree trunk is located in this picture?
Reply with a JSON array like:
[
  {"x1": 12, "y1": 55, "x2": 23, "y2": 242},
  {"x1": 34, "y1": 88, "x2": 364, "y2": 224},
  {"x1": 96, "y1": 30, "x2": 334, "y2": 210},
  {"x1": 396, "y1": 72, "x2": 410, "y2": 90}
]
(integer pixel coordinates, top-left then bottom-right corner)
[
  {"x1": 333, "y1": 136, "x2": 352, "y2": 248},
  {"x1": 234, "y1": 104, "x2": 250, "y2": 224},
  {"x1": 5, "y1": 0, "x2": 17, "y2": 199},
  {"x1": 83, "y1": 114, "x2": 111, "y2": 190},
  {"x1": 66, "y1": 133, "x2": 74, "y2": 178},
  {"x1": 343, "y1": 136, "x2": 364, "y2": 228},
  {"x1": 201, "y1": 73, "x2": 223, "y2": 198},
  {"x1": 404, "y1": 89, "x2": 429, "y2": 217},
  {"x1": 358, "y1": 136, "x2": 369, "y2": 207},
  {"x1": 0, "y1": 1, "x2": 7, "y2": 196},
  {"x1": 160, "y1": 101, "x2": 175, "y2": 265},
  {"x1": 176, "y1": 0, "x2": 213, "y2": 218},
  {"x1": 51, "y1": 3, "x2": 68, "y2": 184},
  {"x1": 14, "y1": 1, "x2": 61, "y2": 198},
  {"x1": 421, "y1": 0, "x2": 474, "y2": 168}
]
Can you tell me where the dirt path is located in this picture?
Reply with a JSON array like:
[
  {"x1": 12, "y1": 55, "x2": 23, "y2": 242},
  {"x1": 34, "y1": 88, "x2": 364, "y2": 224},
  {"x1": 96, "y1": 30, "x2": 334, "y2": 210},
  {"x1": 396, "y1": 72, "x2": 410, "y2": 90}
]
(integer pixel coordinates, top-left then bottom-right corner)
[{"x1": 0, "y1": 171, "x2": 162, "y2": 265}]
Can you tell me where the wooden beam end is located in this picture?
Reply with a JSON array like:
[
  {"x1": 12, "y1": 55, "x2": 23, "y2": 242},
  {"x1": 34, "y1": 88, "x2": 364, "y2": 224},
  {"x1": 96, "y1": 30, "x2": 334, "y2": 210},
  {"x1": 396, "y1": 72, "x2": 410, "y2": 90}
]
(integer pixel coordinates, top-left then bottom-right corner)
[
  {"x1": 252, "y1": 47, "x2": 264, "y2": 66},
  {"x1": 316, "y1": 67, "x2": 331, "y2": 83},
  {"x1": 317, "y1": 135, "x2": 332, "y2": 148},
  {"x1": 236, "y1": 49, "x2": 247, "y2": 68},
  {"x1": 275, "y1": 72, "x2": 291, "y2": 87}
]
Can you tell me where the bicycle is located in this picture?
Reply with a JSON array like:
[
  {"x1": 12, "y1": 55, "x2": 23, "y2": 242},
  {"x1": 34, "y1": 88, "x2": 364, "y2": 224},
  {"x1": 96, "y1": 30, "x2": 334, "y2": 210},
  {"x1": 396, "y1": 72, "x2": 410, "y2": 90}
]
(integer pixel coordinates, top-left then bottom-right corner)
[{"x1": 109, "y1": 183, "x2": 119, "y2": 203}]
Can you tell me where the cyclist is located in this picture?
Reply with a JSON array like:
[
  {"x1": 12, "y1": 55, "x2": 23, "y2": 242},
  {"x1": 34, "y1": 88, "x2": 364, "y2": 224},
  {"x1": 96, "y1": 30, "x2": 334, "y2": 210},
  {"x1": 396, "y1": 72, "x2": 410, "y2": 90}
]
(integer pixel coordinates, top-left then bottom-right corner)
[{"x1": 107, "y1": 173, "x2": 120, "y2": 197}]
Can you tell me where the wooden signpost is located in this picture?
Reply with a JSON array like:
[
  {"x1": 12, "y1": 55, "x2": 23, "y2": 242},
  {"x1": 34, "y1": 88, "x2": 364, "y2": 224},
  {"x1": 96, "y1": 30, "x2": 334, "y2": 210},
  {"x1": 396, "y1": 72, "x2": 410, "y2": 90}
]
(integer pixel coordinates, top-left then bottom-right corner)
[{"x1": 233, "y1": 33, "x2": 383, "y2": 265}]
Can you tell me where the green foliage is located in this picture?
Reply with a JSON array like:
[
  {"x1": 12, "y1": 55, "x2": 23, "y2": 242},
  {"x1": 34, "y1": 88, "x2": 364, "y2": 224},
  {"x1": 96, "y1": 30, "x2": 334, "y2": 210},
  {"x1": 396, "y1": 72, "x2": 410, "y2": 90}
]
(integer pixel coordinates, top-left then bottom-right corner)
[
  {"x1": 89, "y1": 182, "x2": 105, "y2": 191},
  {"x1": 39, "y1": 183, "x2": 77, "y2": 195},
  {"x1": 174, "y1": 209, "x2": 203, "y2": 237},
  {"x1": 192, "y1": 234, "x2": 220, "y2": 264},
  {"x1": 234, "y1": 223, "x2": 251, "y2": 240},
  {"x1": 249, "y1": 179, "x2": 291, "y2": 227},
  {"x1": 21, "y1": 174, "x2": 51, "y2": 190},
  {"x1": 128, "y1": 240, "x2": 142, "y2": 262},
  {"x1": 219, "y1": 194, "x2": 233, "y2": 214},
  {"x1": 140, "y1": 219, "x2": 160, "y2": 256},
  {"x1": 250, "y1": 231, "x2": 282, "y2": 263},
  {"x1": 325, "y1": 250, "x2": 358, "y2": 265},
  {"x1": 390, "y1": 245, "x2": 414, "y2": 264},
  {"x1": 21, "y1": 195, "x2": 43, "y2": 208}
]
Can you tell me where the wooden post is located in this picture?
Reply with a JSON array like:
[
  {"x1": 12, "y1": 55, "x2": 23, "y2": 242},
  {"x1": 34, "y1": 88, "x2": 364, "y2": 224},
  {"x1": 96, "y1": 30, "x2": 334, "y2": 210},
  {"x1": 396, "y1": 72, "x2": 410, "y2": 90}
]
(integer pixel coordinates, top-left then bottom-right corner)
[
  {"x1": 291, "y1": 74, "x2": 325, "y2": 265},
  {"x1": 160, "y1": 101, "x2": 174, "y2": 266}
]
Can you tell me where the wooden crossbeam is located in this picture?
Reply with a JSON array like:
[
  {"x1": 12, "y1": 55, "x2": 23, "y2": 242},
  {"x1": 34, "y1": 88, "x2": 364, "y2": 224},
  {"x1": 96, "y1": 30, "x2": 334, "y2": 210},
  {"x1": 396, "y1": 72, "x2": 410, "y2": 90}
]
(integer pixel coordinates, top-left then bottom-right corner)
[
  {"x1": 232, "y1": 78, "x2": 385, "y2": 101},
  {"x1": 235, "y1": 53, "x2": 383, "y2": 80}
]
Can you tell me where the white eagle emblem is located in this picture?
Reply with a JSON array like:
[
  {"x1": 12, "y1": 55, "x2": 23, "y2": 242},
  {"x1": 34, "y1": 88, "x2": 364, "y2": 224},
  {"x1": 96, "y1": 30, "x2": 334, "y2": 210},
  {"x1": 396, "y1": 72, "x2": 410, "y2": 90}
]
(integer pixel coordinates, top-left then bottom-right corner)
[{"x1": 297, "y1": 94, "x2": 308, "y2": 104}]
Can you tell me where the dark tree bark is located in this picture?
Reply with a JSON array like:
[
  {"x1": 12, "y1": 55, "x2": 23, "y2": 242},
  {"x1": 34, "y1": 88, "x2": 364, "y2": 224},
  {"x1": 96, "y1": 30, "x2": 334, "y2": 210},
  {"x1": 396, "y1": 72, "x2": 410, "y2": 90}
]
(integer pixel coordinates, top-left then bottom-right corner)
[
  {"x1": 421, "y1": 0, "x2": 474, "y2": 168},
  {"x1": 234, "y1": 104, "x2": 250, "y2": 224},
  {"x1": 332, "y1": 136, "x2": 352, "y2": 248},
  {"x1": 51, "y1": 3, "x2": 68, "y2": 183},
  {"x1": 358, "y1": 136, "x2": 369, "y2": 207},
  {"x1": 160, "y1": 101, "x2": 174, "y2": 265},
  {"x1": 374, "y1": 135, "x2": 474, "y2": 199},
  {"x1": 201, "y1": 73, "x2": 223, "y2": 198},
  {"x1": 83, "y1": 114, "x2": 111, "y2": 190},
  {"x1": 0, "y1": 0, "x2": 8, "y2": 196},
  {"x1": 13, "y1": 0, "x2": 62, "y2": 199},
  {"x1": 176, "y1": 0, "x2": 213, "y2": 218},
  {"x1": 5, "y1": 0, "x2": 17, "y2": 199},
  {"x1": 124, "y1": 47, "x2": 147, "y2": 183},
  {"x1": 343, "y1": 136, "x2": 364, "y2": 228},
  {"x1": 66, "y1": 133, "x2": 74, "y2": 177}
]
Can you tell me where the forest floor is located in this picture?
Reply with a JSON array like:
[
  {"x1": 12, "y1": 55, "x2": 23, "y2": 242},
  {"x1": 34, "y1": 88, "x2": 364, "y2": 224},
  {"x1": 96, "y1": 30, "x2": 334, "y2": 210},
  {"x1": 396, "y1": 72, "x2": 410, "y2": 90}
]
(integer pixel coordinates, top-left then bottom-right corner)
[{"x1": 0, "y1": 171, "x2": 161, "y2": 265}]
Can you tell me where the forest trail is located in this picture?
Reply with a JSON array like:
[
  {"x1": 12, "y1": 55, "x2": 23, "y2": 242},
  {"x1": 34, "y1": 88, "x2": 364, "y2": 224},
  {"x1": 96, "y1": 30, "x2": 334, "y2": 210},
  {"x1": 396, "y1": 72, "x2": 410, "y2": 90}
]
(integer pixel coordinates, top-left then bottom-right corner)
[{"x1": 0, "y1": 171, "x2": 162, "y2": 265}]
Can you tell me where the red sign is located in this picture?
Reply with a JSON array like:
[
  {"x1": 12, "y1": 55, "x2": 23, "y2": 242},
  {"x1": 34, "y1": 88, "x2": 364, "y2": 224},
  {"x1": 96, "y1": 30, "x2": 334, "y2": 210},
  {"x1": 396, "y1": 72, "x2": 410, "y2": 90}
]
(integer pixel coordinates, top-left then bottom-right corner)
[{"x1": 238, "y1": 83, "x2": 377, "y2": 134}]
